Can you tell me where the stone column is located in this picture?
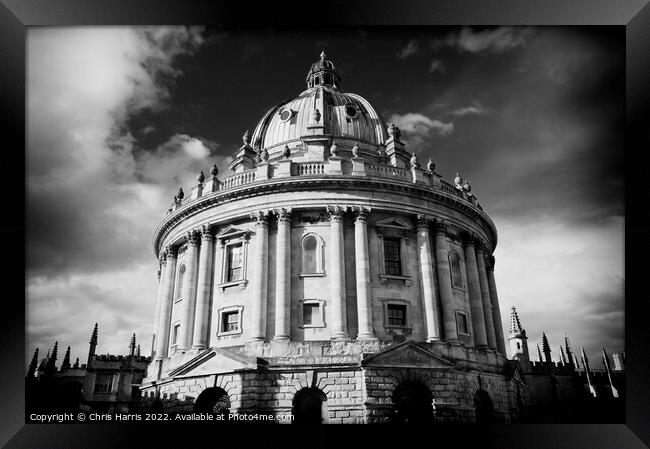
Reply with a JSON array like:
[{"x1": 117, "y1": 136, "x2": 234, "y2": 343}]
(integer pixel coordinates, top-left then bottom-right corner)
[
  {"x1": 328, "y1": 206, "x2": 348, "y2": 340},
  {"x1": 192, "y1": 225, "x2": 214, "y2": 350},
  {"x1": 417, "y1": 216, "x2": 441, "y2": 342},
  {"x1": 475, "y1": 241, "x2": 497, "y2": 350},
  {"x1": 179, "y1": 231, "x2": 200, "y2": 351},
  {"x1": 151, "y1": 253, "x2": 167, "y2": 358},
  {"x1": 487, "y1": 255, "x2": 507, "y2": 355},
  {"x1": 274, "y1": 208, "x2": 292, "y2": 340},
  {"x1": 354, "y1": 207, "x2": 375, "y2": 340},
  {"x1": 462, "y1": 232, "x2": 488, "y2": 347},
  {"x1": 433, "y1": 220, "x2": 458, "y2": 342},
  {"x1": 155, "y1": 246, "x2": 177, "y2": 359},
  {"x1": 249, "y1": 211, "x2": 269, "y2": 342}
]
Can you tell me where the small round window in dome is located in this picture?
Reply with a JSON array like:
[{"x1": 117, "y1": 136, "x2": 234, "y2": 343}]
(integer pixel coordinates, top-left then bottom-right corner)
[
  {"x1": 344, "y1": 105, "x2": 358, "y2": 119},
  {"x1": 279, "y1": 109, "x2": 293, "y2": 122}
]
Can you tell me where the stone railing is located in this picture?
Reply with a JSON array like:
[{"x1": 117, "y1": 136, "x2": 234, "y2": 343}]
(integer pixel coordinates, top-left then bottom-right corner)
[
  {"x1": 170, "y1": 160, "x2": 479, "y2": 213},
  {"x1": 292, "y1": 161, "x2": 326, "y2": 176},
  {"x1": 220, "y1": 170, "x2": 256, "y2": 189},
  {"x1": 366, "y1": 164, "x2": 411, "y2": 182}
]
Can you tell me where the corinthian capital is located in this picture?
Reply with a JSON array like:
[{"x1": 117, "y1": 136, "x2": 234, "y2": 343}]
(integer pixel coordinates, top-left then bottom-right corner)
[
  {"x1": 165, "y1": 245, "x2": 178, "y2": 259},
  {"x1": 487, "y1": 255, "x2": 496, "y2": 271},
  {"x1": 200, "y1": 224, "x2": 214, "y2": 241},
  {"x1": 276, "y1": 207, "x2": 293, "y2": 224},
  {"x1": 354, "y1": 206, "x2": 371, "y2": 224},
  {"x1": 416, "y1": 215, "x2": 431, "y2": 231},
  {"x1": 433, "y1": 218, "x2": 448, "y2": 236},
  {"x1": 327, "y1": 205, "x2": 346, "y2": 222},
  {"x1": 186, "y1": 230, "x2": 200, "y2": 247},
  {"x1": 461, "y1": 230, "x2": 476, "y2": 246},
  {"x1": 251, "y1": 210, "x2": 269, "y2": 226}
]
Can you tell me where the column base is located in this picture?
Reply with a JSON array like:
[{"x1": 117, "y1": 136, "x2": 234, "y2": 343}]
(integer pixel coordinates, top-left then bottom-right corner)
[
  {"x1": 191, "y1": 344, "x2": 207, "y2": 350},
  {"x1": 273, "y1": 336, "x2": 290, "y2": 341},
  {"x1": 247, "y1": 337, "x2": 267, "y2": 343},
  {"x1": 426, "y1": 337, "x2": 442, "y2": 343},
  {"x1": 330, "y1": 333, "x2": 349, "y2": 341},
  {"x1": 356, "y1": 334, "x2": 378, "y2": 341}
]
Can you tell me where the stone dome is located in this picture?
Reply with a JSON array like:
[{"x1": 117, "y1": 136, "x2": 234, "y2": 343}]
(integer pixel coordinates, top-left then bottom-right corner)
[{"x1": 250, "y1": 52, "x2": 389, "y2": 156}]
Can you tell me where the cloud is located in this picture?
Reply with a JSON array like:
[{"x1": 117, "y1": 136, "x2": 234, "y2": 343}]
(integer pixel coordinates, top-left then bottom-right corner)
[
  {"x1": 397, "y1": 39, "x2": 419, "y2": 59},
  {"x1": 428, "y1": 59, "x2": 446, "y2": 74},
  {"x1": 433, "y1": 26, "x2": 534, "y2": 53},
  {"x1": 388, "y1": 112, "x2": 454, "y2": 150},
  {"x1": 26, "y1": 27, "x2": 210, "y2": 361},
  {"x1": 451, "y1": 102, "x2": 487, "y2": 116}
]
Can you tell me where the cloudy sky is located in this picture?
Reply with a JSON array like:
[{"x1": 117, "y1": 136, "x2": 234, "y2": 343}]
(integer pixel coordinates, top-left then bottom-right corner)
[{"x1": 26, "y1": 26, "x2": 624, "y2": 369}]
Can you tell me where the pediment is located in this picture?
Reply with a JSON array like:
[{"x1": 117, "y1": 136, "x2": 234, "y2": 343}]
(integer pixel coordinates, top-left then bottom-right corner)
[
  {"x1": 361, "y1": 341, "x2": 456, "y2": 369},
  {"x1": 375, "y1": 216, "x2": 413, "y2": 230},
  {"x1": 168, "y1": 348, "x2": 265, "y2": 378},
  {"x1": 215, "y1": 225, "x2": 252, "y2": 241}
]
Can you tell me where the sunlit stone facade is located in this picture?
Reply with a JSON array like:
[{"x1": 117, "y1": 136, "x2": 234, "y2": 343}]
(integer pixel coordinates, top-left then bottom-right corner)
[{"x1": 140, "y1": 52, "x2": 523, "y2": 423}]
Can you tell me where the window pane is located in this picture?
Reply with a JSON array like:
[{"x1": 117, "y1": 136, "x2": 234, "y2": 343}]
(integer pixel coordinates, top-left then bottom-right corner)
[
  {"x1": 450, "y1": 252, "x2": 463, "y2": 288},
  {"x1": 303, "y1": 303, "x2": 319, "y2": 325},
  {"x1": 383, "y1": 238, "x2": 401, "y2": 275},
  {"x1": 176, "y1": 265, "x2": 185, "y2": 299},
  {"x1": 302, "y1": 235, "x2": 318, "y2": 273},
  {"x1": 387, "y1": 304, "x2": 406, "y2": 326},
  {"x1": 223, "y1": 311, "x2": 239, "y2": 332},
  {"x1": 457, "y1": 313, "x2": 468, "y2": 334},
  {"x1": 227, "y1": 244, "x2": 243, "y2": 282}
]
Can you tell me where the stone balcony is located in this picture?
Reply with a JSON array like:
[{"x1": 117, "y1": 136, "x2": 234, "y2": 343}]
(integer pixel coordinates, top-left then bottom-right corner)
[{"x1": 167, "y1": 158, "x2": 483, "y2": 216}]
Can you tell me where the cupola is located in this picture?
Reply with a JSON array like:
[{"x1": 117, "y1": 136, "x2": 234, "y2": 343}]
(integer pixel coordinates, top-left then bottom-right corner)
[{"x1": 306, "y1": 50, "x2": 341, "y2": 89}]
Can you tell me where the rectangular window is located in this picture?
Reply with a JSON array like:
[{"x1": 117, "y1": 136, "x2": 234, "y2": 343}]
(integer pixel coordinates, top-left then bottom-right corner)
[
  {"x1": 456, "y1": 311, "x2": 469, "y2": 335},
  {"x1": 387, "y1": 304, "x2": 407, "y2": 326},
  {"x1": 303, "y1": 303, "x2": 319, "y2": 326},
  {"x1": 171, "y1": 323, "x2": 180, "y2": 345},
  {"x1": 383, "y1": 237, "x2": 402, "y2": 275},
  {"x1": 222, "y1": 311, "x2": 240, "y2": 332},
  {"x1": 94, "y1": 374, "x2": 114, "y2": 393},
  {"x1": 226, "y1": 243, "x2": 243, "y2": 282}
]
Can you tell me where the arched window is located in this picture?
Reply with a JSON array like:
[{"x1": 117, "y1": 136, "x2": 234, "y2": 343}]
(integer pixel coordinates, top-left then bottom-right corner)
[
  {"x1": 175, "y1": 265, "x2": 186, "y2": 300},
  {"x1": 301, "y1": 234, "x2": 323, "y2": 275},
  {"x1": 315, "y1": 76, "x2": 320, "y2": 85},
  {"x1": 449, "y1": 251, "x2": 463, "y2": 288}
]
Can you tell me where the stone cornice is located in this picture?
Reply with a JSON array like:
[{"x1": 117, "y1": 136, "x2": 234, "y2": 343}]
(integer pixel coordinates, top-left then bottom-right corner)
[{"x1": 152, "y1": 176, "x2": 497, "y2": 257}]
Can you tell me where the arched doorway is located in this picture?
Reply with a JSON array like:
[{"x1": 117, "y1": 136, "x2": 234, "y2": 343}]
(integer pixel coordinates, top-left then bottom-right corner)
[
  {"x1": 194, "y1": 387, "x2": 231, "y2": 418},
  {"x1": 392, "y1": 381, "x2": 434, "y2": 423},
  {"x1": 474, "y1": 389, "x2": 496, "y2": 423},
  {"x1": 292, "y1": 387, "x2": 328, "y2": 424}
]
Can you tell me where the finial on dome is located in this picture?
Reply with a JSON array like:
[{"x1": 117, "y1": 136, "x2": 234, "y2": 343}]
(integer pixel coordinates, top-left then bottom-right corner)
[
  {"x1": 243, "y1": 130, "x2": 251, "y2": 145},
  {"x1": 352, "y1": 143, "x2": 360, "y2": 158},
  {"x1": 260, "y1": 148, "x2": 269, "y2": 162},
  {"x1": 177, "y1": 187, "x2": 185, "y2": 200},
  {"x1": 197, "y1": 170, "x2": 205, "y2": 183},
  {"x1": 320, "y1": 50, "x2": 326, "y2": 60},
  {"x1": 330, "y1": 141, "x2": 339, "y2": 157},
  {"x1": 427, "y1": 158, "x2": 436, "y2": 172},
  {"x1": 210, "y1": 163, "x2": 219, "y2": 177},
  {"x1": 463, "y1": 179, "x2": 471, "y2": 193},
  {"x1": 282, "y1": 145, "x2": 291, "y2": 159}
]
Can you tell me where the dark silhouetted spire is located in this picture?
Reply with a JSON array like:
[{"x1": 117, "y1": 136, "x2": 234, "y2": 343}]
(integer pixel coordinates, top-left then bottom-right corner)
[
  {"x1": 129, "y1": 334, "x2": 136, "y2": 357},
  {"x1": 61, "y1": 346, "x2": 71, "y2": 371},
  {"x1": 88, "y1": 323, "x2": 98, "y2": 368},
  {"x1": 559, "y1": 346, "x2": 567, "y2": 365},
  {"x1": 564, "y1": 335, "x2": 576, "y2": 370},
  {"x1": 536, "y1": 343, "x2": 543, "y2": 362},
  {"x1": 581, "y1": 346, "x2": 597, "y2": 398},
  {"x1": 45, "y1": 341, "x2": 58, "y2": 375},
  {"x1": 27, "y1": 347, "x2": 39, "y2": 378},
  {"x1": 602, "y1": 347, "x2": 619, "y2": 398},
  {"x1": 542, "y1": 332, "x2": 552, "y2": 363},
  {"x1": 73, "y1": 357, "x2": 80, "y2": 369},
  {"x1": 136, "y1": 345, "x2": 141, "y2": 357}
]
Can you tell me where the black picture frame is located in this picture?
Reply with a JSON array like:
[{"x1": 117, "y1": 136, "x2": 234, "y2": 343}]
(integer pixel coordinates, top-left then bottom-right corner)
[{"x1": 3, "y1": 0, "x2": 649, "y2": 447}]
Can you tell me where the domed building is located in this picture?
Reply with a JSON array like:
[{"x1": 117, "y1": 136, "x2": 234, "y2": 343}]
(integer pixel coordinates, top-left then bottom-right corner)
[{"x1": 140, "y1": 51, "x2": 525, "y2": 423}]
